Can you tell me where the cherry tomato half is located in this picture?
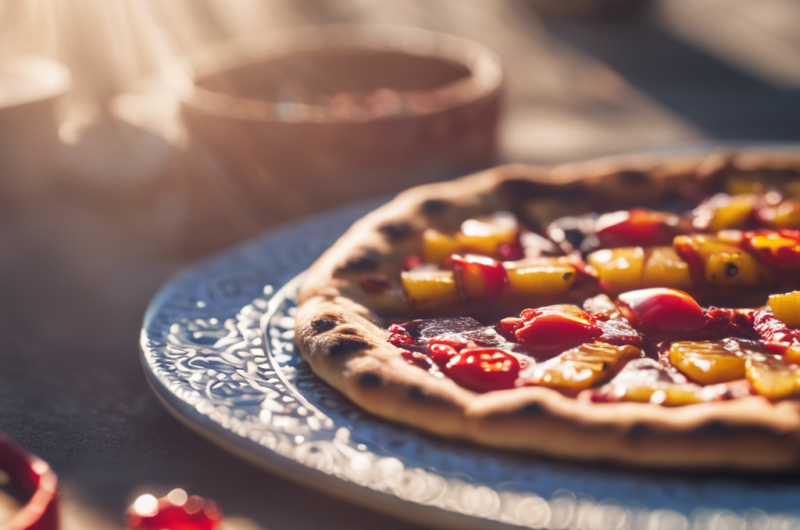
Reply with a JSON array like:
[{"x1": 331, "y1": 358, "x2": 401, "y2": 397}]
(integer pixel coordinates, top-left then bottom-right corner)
[{"x1": 444, "y1": 349, "x2": 520, "y2": 392}]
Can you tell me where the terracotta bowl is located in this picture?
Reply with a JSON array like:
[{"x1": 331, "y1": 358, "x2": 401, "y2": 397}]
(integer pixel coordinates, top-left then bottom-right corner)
[
  {"x1": 181, "y1": 25, "x2": 503, "y2": 214},
  {"x1": 0, "y1": 436, "x2": 58, "y2": 530},
  {"x1": 0, "y1": 57, "x2": 70, "y2": 202}
]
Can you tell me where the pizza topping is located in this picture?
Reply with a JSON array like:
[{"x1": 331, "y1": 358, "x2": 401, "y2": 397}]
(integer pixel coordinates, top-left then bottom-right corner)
[
  {"x1": 522, "y1": 342, "x2": 640, "y2": 392},
  {"x1": 546, "y1": 213, "x2": 596, "y2": 254},
  {"x1": 360, "y1": 274, "x2": 391, "y2": 293},
  {"x1": 401, "y1": 269, "x2": 461, "y2": 312},
  {"x1": 429, "y1": 343, "x2": 460, "y2": 367},
  {"x1": 595, "y1": 209, "x2": 690, "y2": 248},
  {"x1": 549, "y1": 209, "x2": 690, "y2": 254},
  {"x1": 390, "y1": 317, "x2": 506, "y2": 354},
  {"x1": 403, "y1": 254, "x2": 423, "y2": 270},
  {"x1": 745, "y1": 354, "x2": 800, "y2": 400},
  {"x1": 505, "y1": 262, "x2": 577, "y2": 299},
  {"x1": 586, "y1": 247, "x2": 645, "y2": 294},
  {"x1": 421, "y1": 229, "x2": 462, "y2": 266},
  {"x1": 387, "y1": 202, "x2": 800, "y2": 402},
  {"x1": 616, "y1": 288, "x2": 705, "y2": 334},
  {"x1": 498, "y1": 241, "x2": 525, "y2": 261},
  {"x1": 514, "y1": 306, "x2": 604, "y2": 355},
  {"x1": 444, "y1": 348, "x2": 520, "y2": 392},
  {"x1": 585, "y1": 358, "x2": 731, "y2": 406},
  {"x1": 451, "y1": 254, "x2": 508, "y2": 299},
  {"x1": 595, "y1": 318, "x2": 644, "y2": 348},
  {"x1": 767, "y1": 291, "x2": 800, "y2": 328},
  {"x1": 387, "y1": 323, "x2": 414, "y2": 348},
  {"x1": 743, "y1": 230, "x2": 800, "y2": 270},
  {"x1": 753, "y1": 306, "x2": 800, "y2": 348},
  {"x1": 496, "y1": 316, "x2": 525, "y2": 341},
  {"x1": 756, "y1": 198, "x2": 800, "y2": 229},
  {"x1": 498, "y1": 304, "x2": 643, "y2": 352},
  {"x1": 642, "y1": 246, "x2": 694, "y2": 290},
  {"x1": 692, "y1": 193, "x2": 760, "y2": 232},
  {"x1": 457, "y1": 212, "x2": 519, "y2": 257},
  {"x1": 674, "y1": 234, "x2": 772, "y2": 287},
  {"x1": 402, "y1": 350, "x2": 437, "y2": 372},
  {"x1": 519, "y1": 231, "x2": 559, "y2": 257},
  {"x1": 668, "y1": 338, "x2": 763, "y2": 385}
]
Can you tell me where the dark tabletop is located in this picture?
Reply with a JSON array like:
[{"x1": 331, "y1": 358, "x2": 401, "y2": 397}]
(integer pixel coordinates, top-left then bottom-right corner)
[{"x1": 2, "y1": 1, "x2": 800, "y2": 529}]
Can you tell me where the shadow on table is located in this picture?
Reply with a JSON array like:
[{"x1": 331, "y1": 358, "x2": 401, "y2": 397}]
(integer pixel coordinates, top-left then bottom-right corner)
[{"x1": 530, "y1": 5, "x2": 800, "y2": 141}]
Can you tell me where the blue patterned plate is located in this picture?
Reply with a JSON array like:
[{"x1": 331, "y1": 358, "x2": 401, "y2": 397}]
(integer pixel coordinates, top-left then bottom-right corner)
[{"x1": 141, "y1": 154, "x2": 800, "y2": 530}]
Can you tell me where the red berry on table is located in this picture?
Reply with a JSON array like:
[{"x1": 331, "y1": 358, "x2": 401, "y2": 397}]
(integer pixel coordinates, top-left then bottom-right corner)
[{"x1": 126, "y1": 489, "x2": 222, "y2": 530}]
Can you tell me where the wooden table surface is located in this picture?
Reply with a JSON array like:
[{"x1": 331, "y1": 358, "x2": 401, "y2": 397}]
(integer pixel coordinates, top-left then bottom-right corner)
[{"x1": 1, "y1": 1, "x2": 800, "y2": 529}]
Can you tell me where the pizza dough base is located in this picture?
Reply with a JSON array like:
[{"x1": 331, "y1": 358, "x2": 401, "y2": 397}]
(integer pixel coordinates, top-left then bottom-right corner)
[{"x1": 295, "y1": 151, "x2": 800, "y2": 470}]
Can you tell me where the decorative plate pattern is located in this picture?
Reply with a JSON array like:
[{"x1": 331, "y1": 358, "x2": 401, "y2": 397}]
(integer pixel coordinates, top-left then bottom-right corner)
[{"x1": 142, "y1": 156, "x2": 800, "y2": 530}]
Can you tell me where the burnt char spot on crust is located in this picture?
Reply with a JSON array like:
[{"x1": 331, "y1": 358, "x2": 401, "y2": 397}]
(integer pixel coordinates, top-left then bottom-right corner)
[
  {"x1": 497, "y1": 179, "x2": 554, "y2": 199},
  {"x1": 497, "y1": 179, "x2": 586, "y2": 201},
  {"x1": 628, "y1": 422, "x2": 653, "y2": 440},
  {"x1": 358, "y1": 372, "x2": 383, "y2": 387},
  {"x1": 329, "y1": 338, "x2": 370, "y2": 357},
  {"x1": 687, "y1": 420, "x2": 784, "y2": 439},
  {"x1": 690, "y1": 420, "x2": 734, "y2": 437},
  {"x1": 310, "y1": 317, "x2": 338, "y2": 333},
  {"x1": 407, "y1": 385, "x2": 452, "y2": 407},
  {"x1": 408, "y1": 385, "x2": 428, "y2": 401},
  {"x1": 420, "y1": 199, "x2": 451, "y2": 215},
  {"x1": 378, "y1": 221, "x2": 412, "y2": 240},
  {"x1": 617, "y1": 171, "x2": 651, "y2": 186},
  {"x1": 519, "y1": 401, "x2": 546, "y2": 417},
  {"x1": 562, "y1": 228, "x2": 585, "y2": 248},
  {"x1": 338, "y1": 250, "x2": 381, "y2": 273}
]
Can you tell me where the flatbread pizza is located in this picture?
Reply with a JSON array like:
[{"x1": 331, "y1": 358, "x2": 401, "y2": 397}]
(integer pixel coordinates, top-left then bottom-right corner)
[{"x1": 294, "y1": 150, "x2": 800, "y2": 470}]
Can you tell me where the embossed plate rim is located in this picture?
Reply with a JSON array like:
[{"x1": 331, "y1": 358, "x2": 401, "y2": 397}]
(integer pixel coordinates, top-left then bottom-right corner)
[{"x1": 141, "y1": 141, "x2": 800, "y2": 530}]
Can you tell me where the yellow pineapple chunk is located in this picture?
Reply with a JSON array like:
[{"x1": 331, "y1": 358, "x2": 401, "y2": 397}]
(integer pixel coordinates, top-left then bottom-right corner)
[
  {"x1": 642, "y1": 246, "x2": 693, "y2": 290},
  {"x1": 768, "y1": 291, "x2": 800, "y2": 328},
  {"x1": 456, "y1": 212, "x2": 518, "y2": 256},
  {"x1": 769, "y1": 200, "x2": 800, "y2": 229},
  {"x1": 745, "y1": 355, "x2": 800, "y2": 400},
  {"x1": 785, "y1": 346, "x2": 800, "y2": 365},
  {"x1": 784, "y1": 180, "x2": 800, "y2": 198},
  {"x1": 705, "y1": 194, "x2": 759, "y2": 232},
  {"x1": 749, "y1": 233, "x2": 799, "y2": 252},
  {"x1": 586, "y1": 247, "x2": 644, "y2": 293},
  {"x1": 401, "y1": 269, "x2": 461, "y2": 312},
  {"x1": 669, "y1": 339, "x2": 754, "y2": 384},
  {"x1": 421, "y1": 229, "x2": 462, "y2": 265},
  {"x1": 594, "y1": 359, "x2": 721, "y2": 406},
  {"x1": 704, "y1": 251, "x2": 767, "y2": 286},
  {"x1": 528, "y1": 342, "x2": 640, "y2": 391},
  {"x1": 505, "y1": 263, "x2": 576, "y2": 299},
  {"x1": 624, "y1": 385, "x2": 714, "y2": 407},
  {"x1": 654, "y1": 387, "x2": 710, "y2": 406},
  {"x1": 675, "y1": 235, "x2": 772, "y2": 286},
  {"x1": 725, "y1": 176, "x2": 764, "y2": 195}
]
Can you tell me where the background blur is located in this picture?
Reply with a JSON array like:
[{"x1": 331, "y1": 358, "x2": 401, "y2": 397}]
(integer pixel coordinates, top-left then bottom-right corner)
[{"x1": 1, "y1": 1, "x2": 799, "y2": 528}]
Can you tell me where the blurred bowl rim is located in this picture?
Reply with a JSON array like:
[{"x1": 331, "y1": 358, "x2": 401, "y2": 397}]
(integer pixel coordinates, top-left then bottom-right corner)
[
  {"x1": 0, "y1": 56, "x2": 71, "y2": 111},
  {"x1": 181, "y1": 24, "x2": 504, "y2": 124}
]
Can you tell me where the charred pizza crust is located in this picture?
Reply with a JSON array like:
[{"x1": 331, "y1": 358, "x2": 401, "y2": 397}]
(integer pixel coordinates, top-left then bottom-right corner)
[{"x1": 294, "y1": 150, "x2": 800, "y2": 470}]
